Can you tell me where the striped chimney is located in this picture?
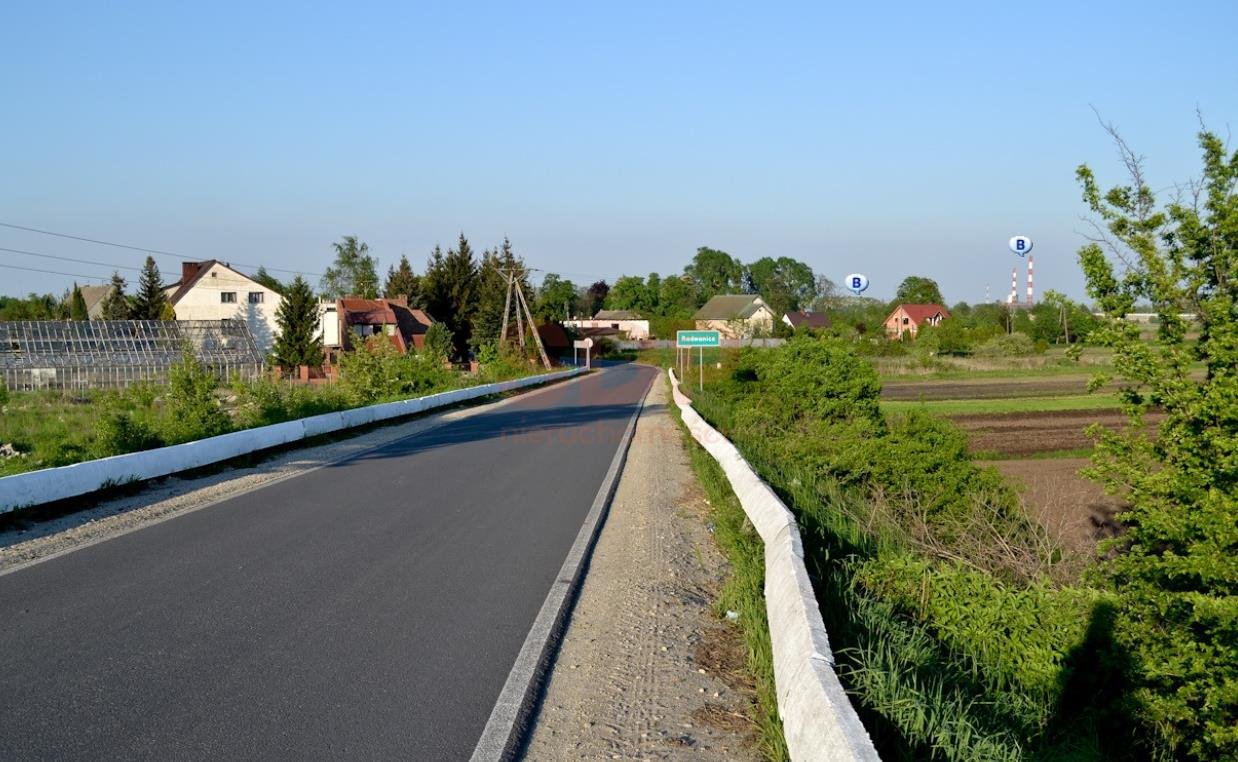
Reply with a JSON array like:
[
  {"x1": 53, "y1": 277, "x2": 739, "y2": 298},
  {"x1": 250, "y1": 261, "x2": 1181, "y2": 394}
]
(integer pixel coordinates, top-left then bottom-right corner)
[
  {"x1": 1026, "y1": 255, "x2": 1035, "y2": 306},
  {"x1": 1009, "y1": 268, "x2": 1017, "y2": 304}
]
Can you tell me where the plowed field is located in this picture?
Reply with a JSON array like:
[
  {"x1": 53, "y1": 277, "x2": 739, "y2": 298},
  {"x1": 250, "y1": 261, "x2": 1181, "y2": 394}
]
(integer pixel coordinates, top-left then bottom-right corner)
[{"x1": 950, "y1": 409, "x2": 1163, "y2": 457}]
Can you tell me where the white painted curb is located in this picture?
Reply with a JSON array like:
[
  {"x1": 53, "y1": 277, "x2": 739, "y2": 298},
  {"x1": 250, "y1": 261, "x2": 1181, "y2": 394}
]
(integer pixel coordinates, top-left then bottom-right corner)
[
  {"x1": 669, "y1": 368, "x2": 878, "y2": 762},
  {"x1": 0, "y1": 368, "x2": 585, "y2": 514}
]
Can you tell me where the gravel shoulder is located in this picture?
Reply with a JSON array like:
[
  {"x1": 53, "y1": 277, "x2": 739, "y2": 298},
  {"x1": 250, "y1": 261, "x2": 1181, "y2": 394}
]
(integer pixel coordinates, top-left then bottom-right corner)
[
  {"x1": 524, "y1": 376, "x2": 760, "y2": 760},
  {"x1": 0, "y1": 377, "x2": 584, "y2": 574}
]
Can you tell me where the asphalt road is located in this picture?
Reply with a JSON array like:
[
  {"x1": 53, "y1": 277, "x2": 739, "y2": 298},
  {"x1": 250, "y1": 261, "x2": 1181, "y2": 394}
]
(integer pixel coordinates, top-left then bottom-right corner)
[{"x1": 0, "y1": 363, "x2": 656, "y2": 760}]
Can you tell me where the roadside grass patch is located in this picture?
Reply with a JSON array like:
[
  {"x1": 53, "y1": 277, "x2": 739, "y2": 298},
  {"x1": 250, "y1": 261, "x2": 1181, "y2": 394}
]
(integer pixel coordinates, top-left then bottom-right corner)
[
  {"x1": 0, "y1": 346, "x2": 560, "y2": 479},
  {"x1": 681, "y1": 339, "x2": 1143, "y2": 760}
]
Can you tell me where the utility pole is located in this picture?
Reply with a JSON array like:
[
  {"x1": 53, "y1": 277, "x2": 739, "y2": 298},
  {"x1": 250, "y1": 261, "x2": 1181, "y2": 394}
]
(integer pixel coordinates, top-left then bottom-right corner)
[
  {"x1": 500, "y1": 271, "x2": 513, "y2": 348},
  {"x1": 493, "y1": 264, "x2": 551, "y2": 370},
  {"x1": 515, "y1": 277, "x2": 551, "y2": 369}
]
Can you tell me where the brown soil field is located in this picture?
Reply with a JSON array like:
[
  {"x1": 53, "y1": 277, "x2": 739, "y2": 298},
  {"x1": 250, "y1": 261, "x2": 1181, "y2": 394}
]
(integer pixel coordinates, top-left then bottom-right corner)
[
  {"x1": 951, "y1": 409, "x2": 1165, "y2": 457},
  {"x1": 991, "y1": 458, "x2": 1126, "y2": 556}
]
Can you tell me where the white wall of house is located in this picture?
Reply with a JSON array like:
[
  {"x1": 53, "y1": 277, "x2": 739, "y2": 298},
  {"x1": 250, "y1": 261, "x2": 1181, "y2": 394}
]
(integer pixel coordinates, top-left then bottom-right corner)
[
  {"x1": 562, "y1": 318, "x2": 651, "y2": 339},
  {"x1": 166, "y1": 263, "x2": 282, "y2": 353},
  {"x1": 319, "y1": 301, "x2": 341, "y2": 348}
]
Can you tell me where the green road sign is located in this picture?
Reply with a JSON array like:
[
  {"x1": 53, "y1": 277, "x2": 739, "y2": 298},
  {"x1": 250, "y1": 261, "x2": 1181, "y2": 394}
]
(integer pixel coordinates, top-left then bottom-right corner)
[{"x1": 676, "y1": 330, "x2": 721, "y2": 347}]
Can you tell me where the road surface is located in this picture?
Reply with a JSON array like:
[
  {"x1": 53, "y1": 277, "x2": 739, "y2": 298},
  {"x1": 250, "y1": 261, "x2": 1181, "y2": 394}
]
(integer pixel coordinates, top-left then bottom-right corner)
[{"x1": 0, "y1": 363, "x2": 656, "y2": 760}]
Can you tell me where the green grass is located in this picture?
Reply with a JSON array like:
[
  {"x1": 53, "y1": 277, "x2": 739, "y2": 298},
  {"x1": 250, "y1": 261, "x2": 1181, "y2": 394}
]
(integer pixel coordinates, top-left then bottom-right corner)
[
  {"x1": 973, "y1": 447, "x2": 1095, "y2": 461},
  {"x1": 0, "y1": 390, "x2": 111, "y2": 476},
  {"x1": 0, "y1": 361, "x2": 562, "y2": 478},
  {"x1": 665, "y1": 376, "x2": 790, "y2": 762},
  {"x1": 881, "y1": 394, "x2": 1121, "y2": 416}
]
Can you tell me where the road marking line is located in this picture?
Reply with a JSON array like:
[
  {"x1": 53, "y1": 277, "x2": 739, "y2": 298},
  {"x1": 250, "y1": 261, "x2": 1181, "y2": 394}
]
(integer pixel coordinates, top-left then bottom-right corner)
[{"x1": 470, "y1": 368, "x2": 654, "y2": 762}]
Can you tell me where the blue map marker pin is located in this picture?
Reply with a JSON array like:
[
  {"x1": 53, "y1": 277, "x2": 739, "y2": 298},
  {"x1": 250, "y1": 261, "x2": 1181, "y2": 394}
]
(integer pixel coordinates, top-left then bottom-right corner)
[{"x1": 845, "y1": 273, "x2": 869, "y2": 295}]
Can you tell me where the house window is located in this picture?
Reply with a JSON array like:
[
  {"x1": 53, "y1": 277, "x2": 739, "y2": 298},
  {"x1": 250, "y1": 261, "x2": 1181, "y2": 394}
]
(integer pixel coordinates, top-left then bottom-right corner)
[
  {"x1": 248, "y1": 292, "x2": 264, "y2": 304},
  {"x1": 221, "y1": 292, "x2": 237, "y2": 304},
  {"x1": 902, "y1": 317, "x2": 909, "y2": 324}
]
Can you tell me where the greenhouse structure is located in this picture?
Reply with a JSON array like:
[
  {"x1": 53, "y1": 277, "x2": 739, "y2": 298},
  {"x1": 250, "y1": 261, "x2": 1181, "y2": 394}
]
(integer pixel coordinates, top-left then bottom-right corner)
[{"x1": 0, "y1": 320, "x2": 265, "y2": 391}]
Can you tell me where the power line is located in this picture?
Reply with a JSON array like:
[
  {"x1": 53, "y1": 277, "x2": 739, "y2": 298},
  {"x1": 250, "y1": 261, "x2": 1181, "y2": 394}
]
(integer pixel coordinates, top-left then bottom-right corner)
[
  {"x1": 0, "y1": 245, "x2": 152, "y2": 275},
  {"x1": 0, "y1": 221, "x2": 324, "y2": 278},
  {"x1": 0, "y1": 262, "x2": 113, "y2": 282}
]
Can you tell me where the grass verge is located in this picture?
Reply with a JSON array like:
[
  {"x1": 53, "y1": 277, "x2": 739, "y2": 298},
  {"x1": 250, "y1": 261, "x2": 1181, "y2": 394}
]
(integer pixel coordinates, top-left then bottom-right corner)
[
  {"x1": 664, "y1": 376, "x2": 790, "y2": 762},
  {"x1": 973, "y1": 447, "x2": 1095, "y2": 461},
  {"x1": 881, "y1": 394, "x2": 1120, "y2": 416}
]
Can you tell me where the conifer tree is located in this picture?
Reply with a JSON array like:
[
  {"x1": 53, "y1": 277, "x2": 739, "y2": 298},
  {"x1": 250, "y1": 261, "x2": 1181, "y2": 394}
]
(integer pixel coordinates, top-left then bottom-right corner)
[
  {"x1": 383, "y1": 255, "x2": 420, "y2": 304},
  {"x1": 131, "y1": 256, "x2": 168, "y2": 320},
  {"x1": 100, "y1": 272, "x2": 132, "y2": 320},
  {"x1": 474, "y1": 238, "x2": 530, "y2": 349},
  {"x1": 422, "y1": 234, "x2": 480, "y2": 359},
  {"x1": 271, "y1": 275, "x2": 323, "y2": 369},
  {"x1": 69, "y1": 284, "x2": 88, "y2": 321}
]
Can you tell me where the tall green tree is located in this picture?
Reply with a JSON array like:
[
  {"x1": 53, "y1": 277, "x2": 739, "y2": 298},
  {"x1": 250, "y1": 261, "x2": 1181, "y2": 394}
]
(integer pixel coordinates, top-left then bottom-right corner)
[
  {"x1": 383, "y1": 255, "x2": 421, "y2": 304},
  {"x1": 657, "y1": 274, "x2": 696, "y2": 317},
  {"x1": 252, "y1": 266, "x2": 285, "y2": 295},
  {"x1": 811, "y1": 274, "x2": 843, "y2": 312},
  {"x1": 100, "y1": 272, "x2": 132, "y2": 320},
  {"x1": 534, "y1": 273, "x2": 578, "y2": 321},
  {"x1": 320, "y1": 236, "x2": 379, "y2": 299},
  {"x1": 744, "y1": 256, "x2": 816, "y2": 315},
  {"x1": 605, "y1": 275, "x2": 653, "y2": 313},
  {"x1": 130, "y1": 256, "x2": 168, "y2": 320},
  {"x1": 894, "y1": 275, "x2": 945, "y2": 305},
  {"x1": 1077, "y1": 124, "x2": 1237, "y2": 760},
  {"x1": 68, "y1": 284, "x2": 88, "y2": 320},
  {"x1": 422, "y1": 234, "x2": 481, "y2": 359},
  {"x1": 684, "y1": 246, "x2": 743, "y2": 302},
  {"x1": 583, "y1": 280, "x2": 609, "y2": 316},
  {"x1": 473, "y1": 238, "x2": 529, "y2": 349},
  {"x1": 271, "y1": 275, "x2": 323, "y2": 369}
]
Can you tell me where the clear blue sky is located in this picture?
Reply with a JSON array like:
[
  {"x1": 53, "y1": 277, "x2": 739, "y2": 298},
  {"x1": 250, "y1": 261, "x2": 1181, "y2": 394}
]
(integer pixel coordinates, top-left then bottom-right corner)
[{"x1": 2, "y1": 1, "x2": 1235, "y2": 304}]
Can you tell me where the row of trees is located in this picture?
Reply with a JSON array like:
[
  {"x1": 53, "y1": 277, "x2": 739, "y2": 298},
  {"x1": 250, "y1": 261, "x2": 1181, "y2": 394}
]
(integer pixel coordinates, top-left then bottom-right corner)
[{"x1": 820, "y1": 281, "x2": 1100, "y2": 351}]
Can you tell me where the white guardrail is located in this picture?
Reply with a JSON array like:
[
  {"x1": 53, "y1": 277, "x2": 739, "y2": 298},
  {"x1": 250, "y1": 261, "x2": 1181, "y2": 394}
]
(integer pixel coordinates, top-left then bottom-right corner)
[
  {"x1": 0, "y1": 368, "x2": 585, "y2": 514},
  {"x1": 668, "y1": 368, "x2": 878, "y2": 761}
]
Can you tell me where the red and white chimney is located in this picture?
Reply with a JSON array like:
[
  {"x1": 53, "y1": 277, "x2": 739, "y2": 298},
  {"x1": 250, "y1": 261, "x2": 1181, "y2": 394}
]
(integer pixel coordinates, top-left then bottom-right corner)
[
  {"x1": 1026, "y1": 255, "x2": 1035, "y2": 306},
  {"x1": 1008, "y1": 268, "x2": 1017, "y2": 305}
]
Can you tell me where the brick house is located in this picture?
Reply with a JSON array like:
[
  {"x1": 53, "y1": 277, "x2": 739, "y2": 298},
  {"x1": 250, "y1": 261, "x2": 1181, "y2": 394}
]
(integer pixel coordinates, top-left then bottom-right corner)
[
  {"x1": 319, "y1": 297, "x2": 435, "y2": 358},
  {"x1": 884, "y1": 303, "x2": 950, "y2": 339}
]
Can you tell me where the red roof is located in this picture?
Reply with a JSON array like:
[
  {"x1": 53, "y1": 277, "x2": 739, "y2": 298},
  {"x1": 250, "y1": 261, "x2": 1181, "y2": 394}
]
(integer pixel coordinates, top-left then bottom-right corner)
[
  {"x1": 888, "y1": 303, "x2": 950, "y2": 325},
  {"x1": 338, "y1": 298, "x2": 436, "y2": 352},
  {"x1": 537, "y1": 322, "x2": 570, "y2": 350},
  {"x1": 339, "y1": 298, "x2": 398, "y2": 326},
  {"x1": 784, "y1": 310, "x2": 830, "y2": 329}
]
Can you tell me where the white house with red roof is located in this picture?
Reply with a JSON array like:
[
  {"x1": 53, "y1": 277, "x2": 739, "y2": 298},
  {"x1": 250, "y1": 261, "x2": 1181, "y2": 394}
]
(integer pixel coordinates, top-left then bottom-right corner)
[{"x1": 884, "y1": 303, "x2": 950, "y2": 339}]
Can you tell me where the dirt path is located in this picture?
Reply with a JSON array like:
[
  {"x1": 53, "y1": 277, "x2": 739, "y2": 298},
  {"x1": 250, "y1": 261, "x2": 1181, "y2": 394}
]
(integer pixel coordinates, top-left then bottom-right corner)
[{"x1": 524, "y1": 378, "x2": 759, "y2": 760}]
